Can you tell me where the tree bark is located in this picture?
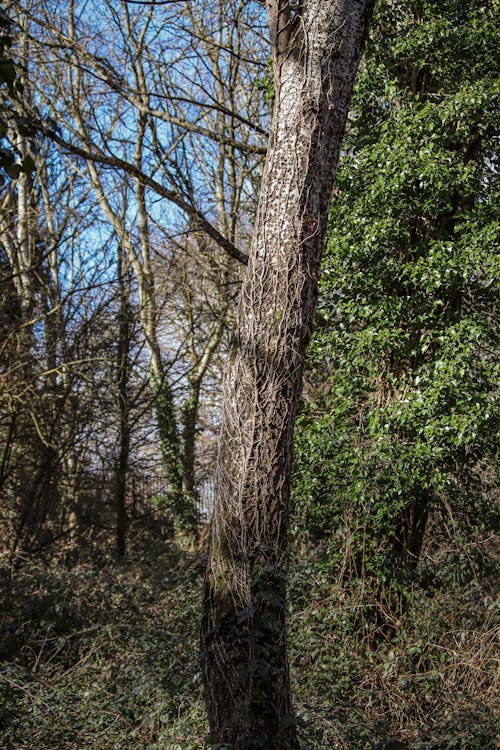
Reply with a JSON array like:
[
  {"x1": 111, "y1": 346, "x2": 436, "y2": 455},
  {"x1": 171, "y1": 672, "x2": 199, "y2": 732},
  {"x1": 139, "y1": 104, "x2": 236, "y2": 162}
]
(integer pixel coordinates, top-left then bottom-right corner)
[
  {"x1": 115, "y1": 244, "x2": 131, "y2": 558},
  {"x1": 200, "y1": 2, "x2": 374, "y2": 748}
]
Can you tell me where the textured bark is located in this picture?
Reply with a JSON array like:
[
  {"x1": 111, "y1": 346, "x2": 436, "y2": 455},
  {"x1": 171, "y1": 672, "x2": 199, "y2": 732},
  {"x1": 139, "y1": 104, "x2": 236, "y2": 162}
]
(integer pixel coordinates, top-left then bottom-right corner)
[{"x1": 201, "y1": 2, "x2": 374, "y2": 748}]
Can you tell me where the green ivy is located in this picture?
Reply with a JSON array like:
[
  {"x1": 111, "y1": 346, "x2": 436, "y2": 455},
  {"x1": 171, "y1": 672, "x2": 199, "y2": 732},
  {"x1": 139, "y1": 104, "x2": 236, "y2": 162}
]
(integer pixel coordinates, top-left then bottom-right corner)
[{"x1": 293, "y1": 0, "x2": 499, "y2": 616}]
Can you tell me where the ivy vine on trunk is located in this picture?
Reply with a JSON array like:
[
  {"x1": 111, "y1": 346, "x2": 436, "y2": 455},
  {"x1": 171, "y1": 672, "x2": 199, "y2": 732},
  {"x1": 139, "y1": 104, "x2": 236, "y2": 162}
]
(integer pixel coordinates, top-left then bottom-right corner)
[{"x1": 200, "y1": 2, "x2": 374, "y2": 748}]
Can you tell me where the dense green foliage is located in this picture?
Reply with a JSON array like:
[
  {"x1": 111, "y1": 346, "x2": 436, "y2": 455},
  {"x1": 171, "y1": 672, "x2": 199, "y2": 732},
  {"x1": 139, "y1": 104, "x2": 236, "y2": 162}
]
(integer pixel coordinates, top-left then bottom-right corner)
[
  {"x1": 294, "y1": 0, "x2": 498, "y2": 608},
  {"x1": 287, "y1": 0, "x2": 499, "y2": 744}
]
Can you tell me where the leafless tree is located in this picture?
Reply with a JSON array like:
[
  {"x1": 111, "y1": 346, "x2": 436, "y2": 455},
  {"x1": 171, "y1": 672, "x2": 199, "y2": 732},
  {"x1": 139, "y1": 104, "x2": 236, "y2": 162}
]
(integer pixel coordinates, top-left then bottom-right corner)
[{"x1": 13, "y1": 0, "x2": 269, "y2": 525}]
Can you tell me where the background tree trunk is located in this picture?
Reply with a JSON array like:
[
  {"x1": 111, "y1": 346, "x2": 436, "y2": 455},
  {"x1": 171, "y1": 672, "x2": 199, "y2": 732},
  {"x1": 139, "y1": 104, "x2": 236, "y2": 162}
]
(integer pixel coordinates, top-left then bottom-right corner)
[
  {"x1": 115, "y1": 244, "x2": 132, "y2": 558},
  {"x1": 200, "y1": 2, "x2": 374, "y2": 748}
]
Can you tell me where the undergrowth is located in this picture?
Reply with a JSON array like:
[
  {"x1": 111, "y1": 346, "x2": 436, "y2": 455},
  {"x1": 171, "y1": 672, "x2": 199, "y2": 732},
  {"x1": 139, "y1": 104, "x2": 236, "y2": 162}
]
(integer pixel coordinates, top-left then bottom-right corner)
[
  {"x1": 0, "y1": 525, "x2": 498, "y2": 749},
  {"x1": 0, "y1": 532, "x2": 206, "y2": 750},
  {"x1": 288, "y1": 533, "x2": 499, "y2": 749}
]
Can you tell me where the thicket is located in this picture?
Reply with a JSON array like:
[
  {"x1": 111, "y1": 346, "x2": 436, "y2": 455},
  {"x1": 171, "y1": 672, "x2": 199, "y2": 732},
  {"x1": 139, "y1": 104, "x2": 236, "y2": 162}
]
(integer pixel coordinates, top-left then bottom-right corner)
[
  {"x1": 290, "y1": 0, "x2": 499, "y2": 745},
  {"x1": 294, "y1": 0, "x2": 498, "y2": 612}
]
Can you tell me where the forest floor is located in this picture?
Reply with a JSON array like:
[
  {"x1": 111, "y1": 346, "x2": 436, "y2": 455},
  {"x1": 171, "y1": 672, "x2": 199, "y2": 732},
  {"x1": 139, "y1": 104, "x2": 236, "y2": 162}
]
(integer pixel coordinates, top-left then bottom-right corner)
[{"x1": 0, "y1": 525, "x2": 498, "y2": 749}]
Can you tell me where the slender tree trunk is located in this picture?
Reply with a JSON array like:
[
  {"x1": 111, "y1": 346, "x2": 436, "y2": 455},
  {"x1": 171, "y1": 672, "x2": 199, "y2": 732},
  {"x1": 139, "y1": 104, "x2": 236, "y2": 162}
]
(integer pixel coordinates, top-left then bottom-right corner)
[
  {"x1": 115, "y1": 245, "x2": 131, "y2": 558},
  {"x1": 181, "y1": 315, "x2": 229, "y2": 530},
  {"x1": 181, "y1": 381, "x2": 201, "y2": 504},
  {"x1": 200, "y1": 2, "x2": 374, "y2": 748},
  {"x1": 0, "y1": 412, "x2": 16, "y2": 500}
]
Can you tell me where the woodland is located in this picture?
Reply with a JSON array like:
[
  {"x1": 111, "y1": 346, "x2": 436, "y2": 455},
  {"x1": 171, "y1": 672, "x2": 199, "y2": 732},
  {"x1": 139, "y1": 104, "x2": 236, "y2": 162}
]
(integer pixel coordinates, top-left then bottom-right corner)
[{"x1": 0, "y1": 1, "x2": 498, "y2": 749}]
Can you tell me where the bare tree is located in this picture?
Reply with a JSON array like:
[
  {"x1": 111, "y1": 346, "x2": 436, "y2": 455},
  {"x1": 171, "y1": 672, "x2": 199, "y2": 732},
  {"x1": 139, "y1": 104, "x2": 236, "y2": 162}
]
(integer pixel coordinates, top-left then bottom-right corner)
[
  {"x1": 0, "y1": 6, "x2": 136, "y2": 547},
  {"x1": 200, "y1": 2, "x2": 374, "y2": 747},
  {"x1": 16, "y1": 0, "x2": 268, "y2": 525}
]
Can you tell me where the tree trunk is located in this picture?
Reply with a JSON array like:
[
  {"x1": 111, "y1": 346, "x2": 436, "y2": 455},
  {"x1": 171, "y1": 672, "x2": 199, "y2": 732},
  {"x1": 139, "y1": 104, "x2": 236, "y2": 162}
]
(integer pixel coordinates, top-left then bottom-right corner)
[
  {"x1": 115, "y1": 244, "x2": 131, "y2": 558},
  {"x1": 181, "y1": 380, "x2": 201, "y2": 520},
  {"x1": 200, "y1": 2, "x2": 374, "y2": 748}
]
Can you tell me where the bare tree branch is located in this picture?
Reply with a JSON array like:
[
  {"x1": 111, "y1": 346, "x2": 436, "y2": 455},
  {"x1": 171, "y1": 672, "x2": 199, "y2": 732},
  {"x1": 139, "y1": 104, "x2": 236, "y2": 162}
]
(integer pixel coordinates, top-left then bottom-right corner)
[{"x1": 37, "y1": 121, "x2": 249, "y2": 265}]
